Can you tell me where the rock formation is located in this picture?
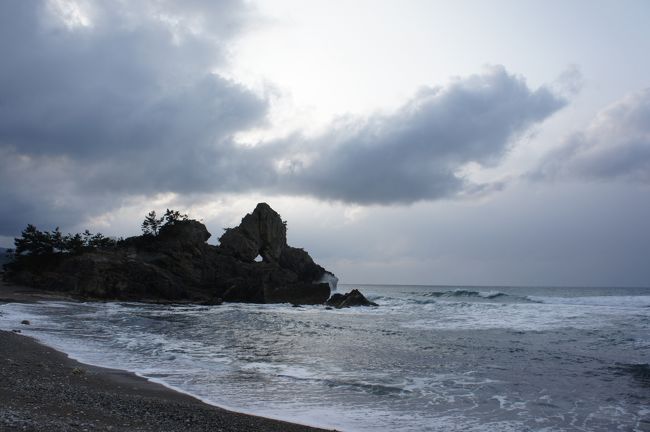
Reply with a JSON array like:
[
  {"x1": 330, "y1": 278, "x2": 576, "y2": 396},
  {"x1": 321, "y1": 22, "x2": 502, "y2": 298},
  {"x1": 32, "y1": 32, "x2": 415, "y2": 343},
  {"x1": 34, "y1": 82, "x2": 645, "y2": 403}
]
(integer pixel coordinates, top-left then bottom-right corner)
[
  {"x1": 4, "y1": 203, "x2": 333, "y2": 305},
  {"x1": 219, "y1": 203, "x2": 287, "y2": 263},
  {"x1": 326, "y1": 289, "x2": 378, "y2": 308}
]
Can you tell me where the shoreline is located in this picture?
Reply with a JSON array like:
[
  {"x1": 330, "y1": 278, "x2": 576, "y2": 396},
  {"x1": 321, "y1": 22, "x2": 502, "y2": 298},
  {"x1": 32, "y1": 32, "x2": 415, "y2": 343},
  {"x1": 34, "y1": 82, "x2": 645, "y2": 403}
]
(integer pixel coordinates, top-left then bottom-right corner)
[
  {"x1": 0, "y1": 279, "x2": 338, "y2": 432},
  {"x1": 0, "y1": 329, "x2": 337, "y2": 432},
  {"x1": 0, "y1": 278, "x2": 79, "y2": 304}
]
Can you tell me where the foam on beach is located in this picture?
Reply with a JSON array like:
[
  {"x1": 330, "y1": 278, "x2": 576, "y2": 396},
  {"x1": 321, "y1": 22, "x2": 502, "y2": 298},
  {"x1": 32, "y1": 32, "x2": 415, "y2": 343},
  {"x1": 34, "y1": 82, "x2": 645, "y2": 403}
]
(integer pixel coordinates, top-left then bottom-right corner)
[{"x1": 2, "y1": 284, "x2": 649, "y2": 431}]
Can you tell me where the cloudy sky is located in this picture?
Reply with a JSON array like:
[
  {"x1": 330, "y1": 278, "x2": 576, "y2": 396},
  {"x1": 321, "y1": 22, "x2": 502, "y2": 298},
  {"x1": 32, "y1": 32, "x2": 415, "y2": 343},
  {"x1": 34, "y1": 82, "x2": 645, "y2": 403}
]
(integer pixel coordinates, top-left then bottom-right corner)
[{"x1": 1, "y1": 0, "x2": 649, "y2": 286}]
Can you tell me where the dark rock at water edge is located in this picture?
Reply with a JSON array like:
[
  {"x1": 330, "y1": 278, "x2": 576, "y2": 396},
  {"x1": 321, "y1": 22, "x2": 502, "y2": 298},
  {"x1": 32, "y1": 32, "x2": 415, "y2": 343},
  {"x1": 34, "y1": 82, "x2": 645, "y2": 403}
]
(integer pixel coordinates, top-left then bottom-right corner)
[
  {"x1": 326, "y1": 289, "x2": 378, "y2": 308},
  {"x1": 4, "y1": 203, "x2": 335, "y2": 305},
  {"x1": 200, "y1": 297, "x2": 223, "y2": 306},
  {"x1": 219, "y1": 203, "x2": 333, "y2": 284}
]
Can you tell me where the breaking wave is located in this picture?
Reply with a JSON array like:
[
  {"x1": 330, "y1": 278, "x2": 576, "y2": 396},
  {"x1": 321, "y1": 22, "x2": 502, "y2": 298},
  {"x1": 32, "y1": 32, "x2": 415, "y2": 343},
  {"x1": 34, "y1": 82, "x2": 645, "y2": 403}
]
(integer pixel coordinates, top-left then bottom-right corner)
[
  {"x1": 417, "y1": 289, "x2": 538, "y2": 303},
  {"x1": 3, "y1": 284, "x2": 650, "y2": 432}
]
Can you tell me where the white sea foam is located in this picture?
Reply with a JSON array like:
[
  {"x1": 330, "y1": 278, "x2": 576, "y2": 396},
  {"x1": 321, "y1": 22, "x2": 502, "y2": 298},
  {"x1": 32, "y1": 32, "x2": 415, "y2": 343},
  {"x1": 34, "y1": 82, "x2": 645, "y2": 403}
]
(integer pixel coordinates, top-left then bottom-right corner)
[
  {"x1": 241, "y1": 362, "x2": 324, "y2": 381},
  {"x1": 2, "y1": 285, "x2": 649, "y2": 432},
  {"x1": 316, "y1": 271, "x2": 339, "y2": 292},
  {"x1": 529, "y1": 295, "x2": 650, "y2": 308},
  {"x1": 399, "y1": 300, "x2": 645, "y2": 331}
]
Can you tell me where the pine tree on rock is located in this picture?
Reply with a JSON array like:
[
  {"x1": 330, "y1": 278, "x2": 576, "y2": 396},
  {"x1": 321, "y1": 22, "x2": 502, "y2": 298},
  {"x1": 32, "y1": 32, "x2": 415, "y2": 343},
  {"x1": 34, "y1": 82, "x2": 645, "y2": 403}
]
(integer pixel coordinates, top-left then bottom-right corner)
[{"x1": 141, "y1": 211, "x2": 163, "y2": 236}]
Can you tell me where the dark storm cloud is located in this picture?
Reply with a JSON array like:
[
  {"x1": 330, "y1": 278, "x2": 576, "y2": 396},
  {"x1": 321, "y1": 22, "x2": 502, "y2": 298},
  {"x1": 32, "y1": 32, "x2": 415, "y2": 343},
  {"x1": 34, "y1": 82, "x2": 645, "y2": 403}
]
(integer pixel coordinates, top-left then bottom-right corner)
[
  {"x1": 0, "y1": 147, "x2": 84, "y2": 233},
  {"x1": 275, "y1": 66, "x2": 566, "y2": 204},
  {"x1": 0, "y1": 0, "x2": 267, "y2": 233},
  {"x1": 535, "y1": 88, "x2": 650, "y2": 182},
  {"x1": 0, "y1": 1, "x2": 567, "y2": 235},
  {"x1": 0, "y1": 0, "x2": 265, "y2": 161}
]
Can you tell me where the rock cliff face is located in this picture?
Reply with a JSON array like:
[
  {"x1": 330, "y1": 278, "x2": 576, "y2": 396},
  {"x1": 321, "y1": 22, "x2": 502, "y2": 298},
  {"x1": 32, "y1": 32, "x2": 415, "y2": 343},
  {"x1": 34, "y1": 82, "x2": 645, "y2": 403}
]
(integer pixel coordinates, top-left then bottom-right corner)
[
  {"x1": 219, "y1": 203, "x2": 286, "y2": 263},
  {"x1": 219, "y1": 203, "x2": 329, "y2": 282},
  {"x1": 5, "y1": 203, "x2": 333, "y2": 305}
]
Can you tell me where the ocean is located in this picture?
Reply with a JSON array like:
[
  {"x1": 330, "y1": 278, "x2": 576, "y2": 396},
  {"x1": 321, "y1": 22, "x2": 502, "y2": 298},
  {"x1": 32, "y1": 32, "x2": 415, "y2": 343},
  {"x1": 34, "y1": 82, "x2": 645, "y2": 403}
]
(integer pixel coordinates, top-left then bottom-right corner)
[{"x1": 1, "y1": 284, "x2": 649, "y2": 431}]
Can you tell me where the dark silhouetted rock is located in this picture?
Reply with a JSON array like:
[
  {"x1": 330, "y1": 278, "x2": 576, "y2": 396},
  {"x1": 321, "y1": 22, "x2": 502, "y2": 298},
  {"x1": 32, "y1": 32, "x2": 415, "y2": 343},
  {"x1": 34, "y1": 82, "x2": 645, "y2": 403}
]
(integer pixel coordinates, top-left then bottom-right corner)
[
  {"x1": 201, "y1": 297, "x2": 223, "y2": 306},
  {"x1": 5, "y1": 203, "x2": 334, "y2": 305},
  {"x1": 219, "y1": 203, "x2": 287, "y2": 263},
  {"x1": 326, "y1": 289, "x2": 378, "y2": 308},
  {"x1": 279, "y1": 247, "x2": 326, "y2": 282},
  {"x1": 264, "y1": 282, "x2": 331, "y2": 305},
  {"x1": 158, "y1": 220, "x2": 211, "y2": 245}
]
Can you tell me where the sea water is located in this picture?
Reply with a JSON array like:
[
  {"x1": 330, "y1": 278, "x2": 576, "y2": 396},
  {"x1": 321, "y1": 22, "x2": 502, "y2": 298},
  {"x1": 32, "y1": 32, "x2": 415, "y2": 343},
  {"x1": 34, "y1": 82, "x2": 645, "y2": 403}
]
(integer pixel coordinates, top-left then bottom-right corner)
[{"x1": 1, "y1": 284, "x2": 649, "y2": 431}]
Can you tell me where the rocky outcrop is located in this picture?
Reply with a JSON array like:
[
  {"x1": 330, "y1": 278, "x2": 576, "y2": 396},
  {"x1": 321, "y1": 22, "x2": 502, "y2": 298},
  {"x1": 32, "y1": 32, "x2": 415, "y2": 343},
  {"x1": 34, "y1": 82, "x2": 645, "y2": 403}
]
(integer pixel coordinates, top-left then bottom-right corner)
[
  {"x1": 326, "y1": 289, "x2": 378, "y2": 308},
  {"x1": 4, "y1": 203, "x2": 334, "y2": 305},
  {"x1": 216, "y1": 203, "x2": 332, "y2": 304},
  {"x1": 219, "y1": 203, "x2": 287, "y2": 263},
  {"x1": 159, "y1": 220, "x2": 211, "y2": 245},
  {"x1": 279, "y1": 247, "x2": 327, "y2": 283}
]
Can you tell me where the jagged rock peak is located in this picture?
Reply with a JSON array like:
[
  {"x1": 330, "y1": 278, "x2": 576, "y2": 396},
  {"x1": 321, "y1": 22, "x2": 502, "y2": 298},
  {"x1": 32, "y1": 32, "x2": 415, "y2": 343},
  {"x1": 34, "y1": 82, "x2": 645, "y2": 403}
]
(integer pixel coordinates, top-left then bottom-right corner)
[
  {"x1": 326, "y1": 289, "x2": 378, "y2": 308},
  {"x1": 219, "y1": 202, "x2": 288, "y2": 263}
]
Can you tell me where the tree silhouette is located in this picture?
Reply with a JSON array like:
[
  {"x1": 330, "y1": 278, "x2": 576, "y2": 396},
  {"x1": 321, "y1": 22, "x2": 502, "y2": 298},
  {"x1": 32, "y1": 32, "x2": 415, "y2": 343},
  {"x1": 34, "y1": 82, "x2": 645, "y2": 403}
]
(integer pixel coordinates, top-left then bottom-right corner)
[
  {"x1": 64, "y1": 233, "x2": 85, "y2": 254},
  {"x1": 141, "y1": 211, "x2": 163, "y2": 236},
  {"x1": 14, "y1": 224, "x2": 53, "y2": 256},
  {"x1": 162, "y1": 209, "x2": 188, "y2": 226},
  {"x1": 51, "y1": 227, "x2": 65, "y2": 252}
]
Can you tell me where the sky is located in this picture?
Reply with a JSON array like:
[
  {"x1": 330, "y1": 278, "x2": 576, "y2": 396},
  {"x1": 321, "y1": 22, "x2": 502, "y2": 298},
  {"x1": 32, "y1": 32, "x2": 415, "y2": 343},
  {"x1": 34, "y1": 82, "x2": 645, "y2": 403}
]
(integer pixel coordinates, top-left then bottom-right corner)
[{"x1": 1, "y1": 0, "x2": 649, "y2": 286}]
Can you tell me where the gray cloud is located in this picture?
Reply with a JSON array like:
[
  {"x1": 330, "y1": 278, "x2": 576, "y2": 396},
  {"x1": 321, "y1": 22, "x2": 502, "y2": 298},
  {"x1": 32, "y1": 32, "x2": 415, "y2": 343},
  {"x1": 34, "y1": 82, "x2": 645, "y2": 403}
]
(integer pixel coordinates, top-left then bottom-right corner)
[
  {"x1": 273, "y1": 66, "x2": 566, "y2": 204},
  {"x1": 0, "y1": 0, "x2": 265, "y2": 159},
  {"x1": 536, "y1": 88, "x2": 650, "y2": 182},
  {"x1": 0, "y1": 1, "x2": 567, "y2": 236},
  {"x1": 0, "y1": 0, "x2": 267, "y2": 233}
]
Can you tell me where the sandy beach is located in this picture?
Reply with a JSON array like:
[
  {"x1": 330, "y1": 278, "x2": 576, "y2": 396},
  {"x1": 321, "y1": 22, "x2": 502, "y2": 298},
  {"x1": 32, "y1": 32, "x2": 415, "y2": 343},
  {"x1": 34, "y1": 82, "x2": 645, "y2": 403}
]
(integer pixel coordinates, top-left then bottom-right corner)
[{"x1": 0, "y1": 281, "x2": 335, "y2": 432}]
